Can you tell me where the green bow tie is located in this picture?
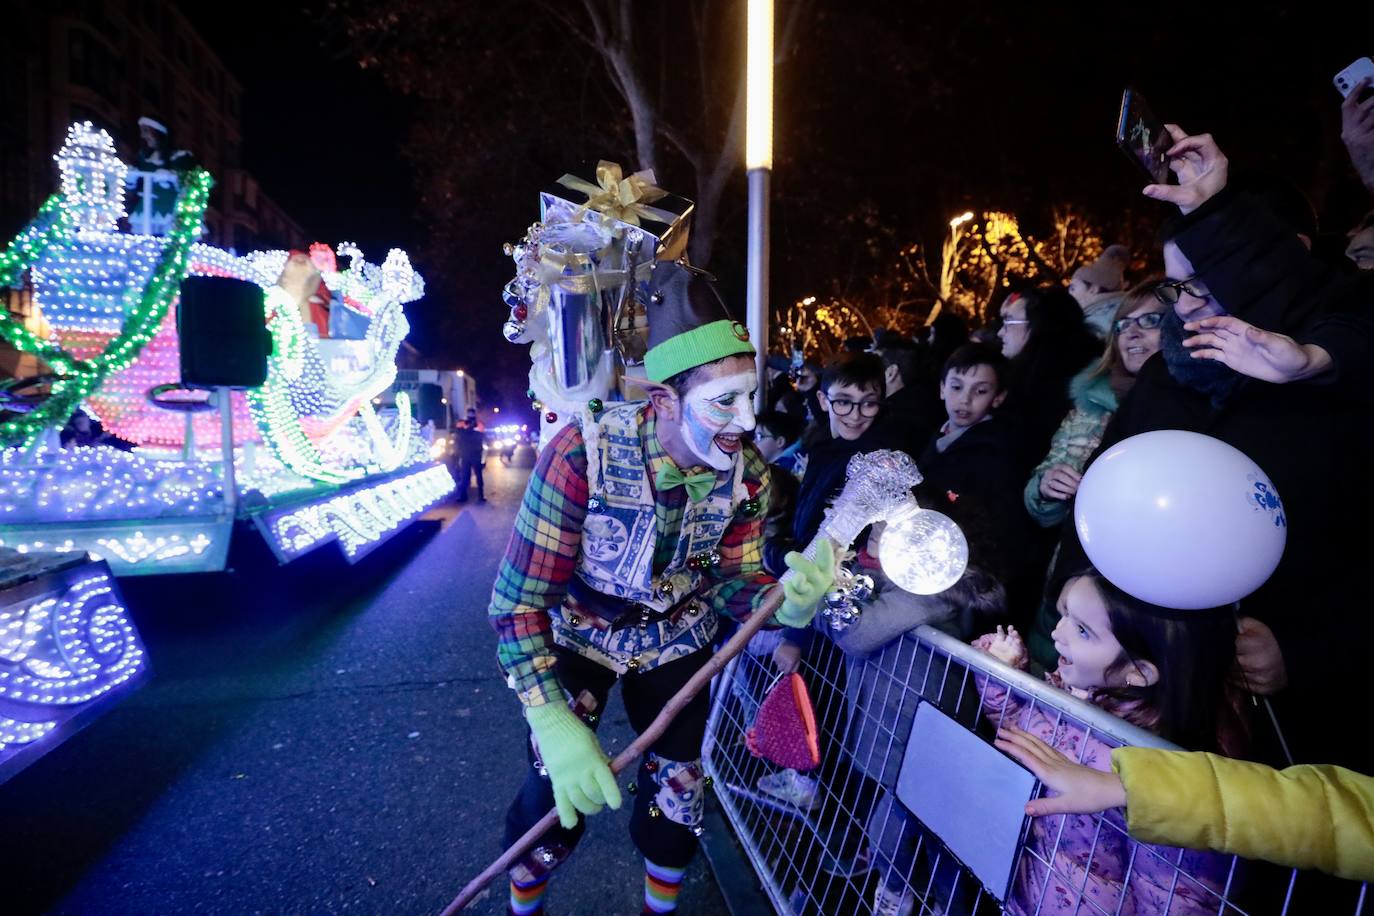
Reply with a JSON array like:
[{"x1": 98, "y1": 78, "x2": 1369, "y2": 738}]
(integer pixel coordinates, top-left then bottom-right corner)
[{"x1": 655, "y1": 463, "x2": 719, "y2": 502}]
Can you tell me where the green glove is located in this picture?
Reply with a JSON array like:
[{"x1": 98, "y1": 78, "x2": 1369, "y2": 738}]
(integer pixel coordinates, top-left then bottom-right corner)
[
  {"x1": 525, "y1": 701, "x2": 623, "y2": 829},
  {"x1": 774, "y1": 539, "x2": 837, "y2": 628}
]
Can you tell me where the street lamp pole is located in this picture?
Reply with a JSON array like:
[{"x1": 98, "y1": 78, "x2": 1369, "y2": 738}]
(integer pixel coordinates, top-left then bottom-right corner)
[{"x1": 746, "y1": 0, "x2": 772, "y2": 412}]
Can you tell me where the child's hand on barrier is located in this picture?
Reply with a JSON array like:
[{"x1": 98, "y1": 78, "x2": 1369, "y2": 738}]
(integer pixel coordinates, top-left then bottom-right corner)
[
  {"x1": 977, "y1": 625, "x2": 1028, "y2": 669},
  {"x1": 772, "y1": 642, "x2": 802, "y2": 675},
  {"x1": 996, "y1": 725, "x2": 1127, "y2": 817}
]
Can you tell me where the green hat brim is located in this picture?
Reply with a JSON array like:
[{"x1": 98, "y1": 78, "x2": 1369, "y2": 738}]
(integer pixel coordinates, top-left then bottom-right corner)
[{"x1": 644, "y1": 319, "x2": 756, "y2": 383}]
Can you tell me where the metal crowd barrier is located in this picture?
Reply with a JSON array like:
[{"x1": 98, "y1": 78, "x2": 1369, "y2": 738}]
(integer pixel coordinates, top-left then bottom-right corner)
[{"x1": 702, "y1": 623, "x2": 1369, "y2": 915}]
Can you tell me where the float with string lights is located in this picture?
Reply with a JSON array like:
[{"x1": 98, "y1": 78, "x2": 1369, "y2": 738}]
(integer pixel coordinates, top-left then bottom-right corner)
[{"x1": 0, "y1": 123, "x2": 453, "y2": 575}]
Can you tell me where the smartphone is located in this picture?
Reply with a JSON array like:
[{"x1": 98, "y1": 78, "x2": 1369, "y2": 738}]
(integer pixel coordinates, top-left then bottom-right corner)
[
  {"x1": 1334, "y1": 57, "x2": 1374, "y2": 103},
  {"x1": 1116, "y1": 88, "x2": 1173, "y2": 185}
]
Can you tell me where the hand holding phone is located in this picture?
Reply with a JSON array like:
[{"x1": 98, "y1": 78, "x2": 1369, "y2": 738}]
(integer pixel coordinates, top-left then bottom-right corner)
[
  {"x1": 1140, "y1": 126, "x2": 1229, "y2": 215},
  {"x1": 1116, "y1": 88, "x2": 1173, "y2": 185},
  {"x1": 1334, "y1": 57, "x2": 1374, "y2": 102},
  {"x1": 1337, "y1": 58, "x2": 1374, "y2": 194}
]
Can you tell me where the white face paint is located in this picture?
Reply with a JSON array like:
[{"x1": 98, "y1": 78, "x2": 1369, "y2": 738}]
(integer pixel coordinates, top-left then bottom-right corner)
[{"x1": 679, "y1": 371, "x2": 758, "y2": 471}]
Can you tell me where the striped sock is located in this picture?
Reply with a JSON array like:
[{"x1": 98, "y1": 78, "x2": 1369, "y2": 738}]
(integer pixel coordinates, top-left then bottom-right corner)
[
  {"x1": 643, "y1": 858, "x2": 686, "y2": 913},
  {"x1": 509, "y1": 875, "x2": 548, "y2": 915}
]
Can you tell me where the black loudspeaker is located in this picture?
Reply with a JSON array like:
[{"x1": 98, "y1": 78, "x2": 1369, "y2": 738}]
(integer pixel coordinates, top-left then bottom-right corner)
[
  {"x1": 413, "y1": 383, "x2": 446, "y2": 425},
  {"x1": 177, "y1": 276, "x2": 271, "y2": 388}
]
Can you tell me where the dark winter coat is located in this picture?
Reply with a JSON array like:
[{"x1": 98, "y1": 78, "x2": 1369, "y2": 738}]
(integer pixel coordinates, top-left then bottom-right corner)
[
  {"x1": 916, "y1": 416, "x2": 1036, "y2": 587},
  {"x1": 1062, "y1": 186, "x2": 1374, "y2": 769}
]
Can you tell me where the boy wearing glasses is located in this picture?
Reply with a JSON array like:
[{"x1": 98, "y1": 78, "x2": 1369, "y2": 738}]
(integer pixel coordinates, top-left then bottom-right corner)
[{"x1": 766, "y1": 353, "x2": 892, "y2": 574}]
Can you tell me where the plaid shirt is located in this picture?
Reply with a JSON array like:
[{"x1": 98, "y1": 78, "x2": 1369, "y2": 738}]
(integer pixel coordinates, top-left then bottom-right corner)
[{"x1": 489, "y1": 406, "x2": 776, "y2": 708}]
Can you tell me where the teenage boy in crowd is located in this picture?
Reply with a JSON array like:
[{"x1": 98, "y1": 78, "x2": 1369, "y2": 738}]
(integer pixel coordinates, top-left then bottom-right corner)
[{"x1": 915, "y1": 343, "x2": 1032, "y2": 602}]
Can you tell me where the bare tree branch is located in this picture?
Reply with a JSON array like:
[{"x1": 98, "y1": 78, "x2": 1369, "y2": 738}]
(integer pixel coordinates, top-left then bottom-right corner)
[{"x1": 776, "y1": 0, "x2": 812, "y2": 61}]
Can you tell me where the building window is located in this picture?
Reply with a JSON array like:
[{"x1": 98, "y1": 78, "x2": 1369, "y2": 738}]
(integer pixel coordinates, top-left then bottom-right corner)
[
  {"x1": 68, "y1": 28, "x2": 118, "y2": 105},
  {"x1": 142, "y1": 78, "x2": 161, "y2": 107}
]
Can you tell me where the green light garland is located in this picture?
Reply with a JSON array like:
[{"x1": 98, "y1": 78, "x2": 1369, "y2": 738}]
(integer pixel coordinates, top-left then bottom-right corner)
[
  {"x1": 247, "y1": 288, "x2": 362, "y2": 485},
  {"x1": 0, "y1": 170, "x2": 212, "y2": 447},
  {"x1": 0, "y1": 195, "x2": 79, "y2": 372}
]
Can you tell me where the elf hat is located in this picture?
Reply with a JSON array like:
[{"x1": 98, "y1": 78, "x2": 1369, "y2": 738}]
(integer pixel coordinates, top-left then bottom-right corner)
[{"x1": 643, "y1": 259, "x2": 755, "y2": 383}]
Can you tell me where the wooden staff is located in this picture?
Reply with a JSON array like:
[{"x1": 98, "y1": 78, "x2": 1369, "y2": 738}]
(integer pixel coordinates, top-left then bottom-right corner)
[
  {"x1": 439, "y1": 581, "x2": 793, "y2": 915},
  {"x1": 441, "y1": 448, "x2": 922, "y2": 913}
]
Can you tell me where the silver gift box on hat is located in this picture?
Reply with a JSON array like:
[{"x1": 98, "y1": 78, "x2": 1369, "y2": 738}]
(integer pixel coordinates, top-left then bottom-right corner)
[{"x1": 504, "y1": 162, "x2": 693, "y2": 398}]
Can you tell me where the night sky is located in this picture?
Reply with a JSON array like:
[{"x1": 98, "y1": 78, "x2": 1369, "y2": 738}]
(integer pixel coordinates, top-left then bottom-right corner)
[{"x1": 176, "y1": 1, "x2": 1374, "y2": 415}]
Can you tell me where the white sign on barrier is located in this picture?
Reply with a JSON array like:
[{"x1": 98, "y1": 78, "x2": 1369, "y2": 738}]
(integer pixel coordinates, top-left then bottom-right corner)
[{"x1": 895, "y1": 701, "x2": 1036, "y2": 902}]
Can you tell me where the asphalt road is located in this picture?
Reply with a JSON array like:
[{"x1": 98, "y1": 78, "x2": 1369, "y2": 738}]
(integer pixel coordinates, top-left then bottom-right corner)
[{"x1": 0, "y1": 454, "x2": 730, "y2": 915}]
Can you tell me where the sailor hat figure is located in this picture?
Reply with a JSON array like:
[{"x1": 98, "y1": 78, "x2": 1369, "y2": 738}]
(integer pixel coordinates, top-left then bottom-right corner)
[{"x1": 489, "y1": 260, "x2": 835, "y2": 915}]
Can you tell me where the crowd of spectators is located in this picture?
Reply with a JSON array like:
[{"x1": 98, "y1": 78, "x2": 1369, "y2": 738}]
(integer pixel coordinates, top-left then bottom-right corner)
[{"x1": 747, "y1": 76, "x2": 1374, "y2": 914}]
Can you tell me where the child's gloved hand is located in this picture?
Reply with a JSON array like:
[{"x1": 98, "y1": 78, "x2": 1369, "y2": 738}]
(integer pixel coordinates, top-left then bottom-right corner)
[
  {"x1": 525, "y1": 701, "x2": 622, "y2": 829},
  {"x1": 775, "y1": 539, "x2": 836, "y2": 628}
]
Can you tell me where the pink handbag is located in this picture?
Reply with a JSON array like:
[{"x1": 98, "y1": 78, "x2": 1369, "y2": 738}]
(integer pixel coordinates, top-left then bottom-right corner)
[{"x1": 746, "y1": 673, "x2": 821, "y2": 771}]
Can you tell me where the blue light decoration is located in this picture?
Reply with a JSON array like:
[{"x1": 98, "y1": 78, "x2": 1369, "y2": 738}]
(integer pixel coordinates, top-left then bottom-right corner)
[
  {"x1": 250, "y1": 462, "x2": 454, "y2": 564},
  {"x1": 0, "y1": 552, "x2": 148, "y2": 782},
  {"x1": 0, "y1": 123, "x2": 455, "y2": 576}
]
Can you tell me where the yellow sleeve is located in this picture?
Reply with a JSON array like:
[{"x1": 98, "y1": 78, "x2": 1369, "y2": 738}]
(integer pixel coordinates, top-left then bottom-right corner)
[{"x1": 1112, "y1": 746, "x2": 1374, "y2": 882}]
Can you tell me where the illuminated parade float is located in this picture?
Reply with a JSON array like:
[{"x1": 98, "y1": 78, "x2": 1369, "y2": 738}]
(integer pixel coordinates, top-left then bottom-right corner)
[{"x1": 0, "y1": 122, "x2": 454, "y2": 579}]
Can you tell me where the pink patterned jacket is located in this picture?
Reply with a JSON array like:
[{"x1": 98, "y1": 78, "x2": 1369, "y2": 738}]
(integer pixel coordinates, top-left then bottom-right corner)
[{"x1": 975, "y1": 656, "x2": 1236, "y2": 916}]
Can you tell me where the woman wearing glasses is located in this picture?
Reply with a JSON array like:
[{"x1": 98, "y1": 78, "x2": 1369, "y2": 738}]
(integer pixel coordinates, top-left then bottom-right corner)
[
  {"x1": 1021, "y1": 279, "x2": 1166, "y2": 670},
  {"x1": 995, "y1": 287, "x2": 1103, "y2": 477},
  {"x1": 1024, "y1": 280, "x2": 1168, "y2": 527}
]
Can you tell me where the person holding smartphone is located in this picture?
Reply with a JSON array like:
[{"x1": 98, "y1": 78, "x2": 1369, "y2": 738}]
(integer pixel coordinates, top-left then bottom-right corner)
[
  {"x1": 1053, "y1": 124, "x2": 1374, "y2": 777},
  {"x1": 1341, "y1": 75, "x2": 1374, "y2": 195}
]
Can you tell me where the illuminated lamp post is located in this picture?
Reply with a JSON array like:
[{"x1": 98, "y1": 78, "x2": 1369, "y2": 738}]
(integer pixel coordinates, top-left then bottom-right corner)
[{"x1": 746, "y1": 0, "x2": 772, "y2": 411}]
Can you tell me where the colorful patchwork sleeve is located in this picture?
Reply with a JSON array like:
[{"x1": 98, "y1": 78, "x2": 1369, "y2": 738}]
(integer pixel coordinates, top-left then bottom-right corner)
[
  {"x1": 488, "y1": 423, "x2": 588, "y2": 708},
  {"x1": 704, "y1": 445, "x2": 781, "y2": 623}
]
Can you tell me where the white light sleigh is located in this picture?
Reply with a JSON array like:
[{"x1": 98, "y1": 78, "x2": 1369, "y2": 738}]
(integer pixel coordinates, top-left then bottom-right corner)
[{"x1": 0, "y1": 122, "x2": 455, "y2": 577}]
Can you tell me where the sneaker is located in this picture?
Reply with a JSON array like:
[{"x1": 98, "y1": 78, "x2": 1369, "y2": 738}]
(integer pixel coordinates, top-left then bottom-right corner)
[
  {"x1": 874, "y1": 883, "x2": 917, "y2": 916},
  {"x1": 757, "y1": 768, "x2": 818, "y2": 810},
  {"x1": 819, "y1": 844, "x2": 872, "y2": 879}
]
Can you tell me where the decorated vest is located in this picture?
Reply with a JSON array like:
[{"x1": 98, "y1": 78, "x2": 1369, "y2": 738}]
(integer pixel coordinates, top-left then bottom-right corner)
[{"x1": 575, "y1": 401, "x2": 748, "y2": 614}]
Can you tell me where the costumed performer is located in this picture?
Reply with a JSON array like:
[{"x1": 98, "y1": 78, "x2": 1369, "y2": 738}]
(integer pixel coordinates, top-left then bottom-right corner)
[{"x1": 488, "y1": 260, "x2": 835, "y2": 915}]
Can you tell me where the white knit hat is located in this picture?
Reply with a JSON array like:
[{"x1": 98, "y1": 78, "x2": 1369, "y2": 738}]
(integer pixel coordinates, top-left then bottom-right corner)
[{"x1": 1073, "y1": 244, "x2": 1130, "y2": 291}]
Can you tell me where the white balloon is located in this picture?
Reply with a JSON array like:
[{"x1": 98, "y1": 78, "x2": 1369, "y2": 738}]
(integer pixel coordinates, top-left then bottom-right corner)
[
  {"x1": 1074, "y1": 430, "x2": 1287, "y2": 610},
  {"x1": 878, "y1": 507, "x2": 969, "y2": 595}
]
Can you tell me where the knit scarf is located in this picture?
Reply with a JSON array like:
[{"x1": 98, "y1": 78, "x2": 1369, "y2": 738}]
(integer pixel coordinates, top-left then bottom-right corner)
[{"x1": 1159, "y1": 309, "x2": 1242, "y2": 408}]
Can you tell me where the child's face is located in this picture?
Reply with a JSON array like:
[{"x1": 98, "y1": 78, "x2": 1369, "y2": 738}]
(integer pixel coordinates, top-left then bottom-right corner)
[
  {"x1": 819, "y1": 381, "x2": 882, "y2": 441},
  {"x1": 939, "y1": 364, "x2": 1005, "y2": 431},
  {"x1": 755, "y1": 424, "x2": 785, "y2": 461},
  {"x1": 1052, "y1": 577, "x2": 1135, "y2": 691}
]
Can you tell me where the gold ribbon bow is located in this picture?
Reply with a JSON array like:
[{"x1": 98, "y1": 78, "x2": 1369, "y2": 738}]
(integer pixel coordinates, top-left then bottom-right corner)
[
  {"x1": 557, "y1": 161, "x2": 680, "y2": 228},
  {"x1": 654, "y1": 463, "x2": 718, "y2": 503}
]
